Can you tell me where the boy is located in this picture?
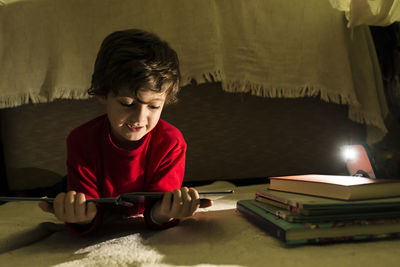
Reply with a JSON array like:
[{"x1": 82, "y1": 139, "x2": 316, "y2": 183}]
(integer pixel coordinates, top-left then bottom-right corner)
[{"x1": 39, "y1": 29, "x2": 211, "y2": 234}]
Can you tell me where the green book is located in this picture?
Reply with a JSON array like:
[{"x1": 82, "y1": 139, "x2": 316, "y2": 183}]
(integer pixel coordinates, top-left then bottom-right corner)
[
  {"x1": 256, "y1": 187, "x2": 400, "y2": 215},
  {"x1": 253, "y1": 199, "x2": 400, "y2": 223},
  {"x1": 237, "y1": 200, "x2": 400, "y2": 245}
]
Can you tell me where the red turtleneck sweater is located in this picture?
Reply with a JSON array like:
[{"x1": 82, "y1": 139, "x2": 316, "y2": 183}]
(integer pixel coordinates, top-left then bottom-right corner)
[{"x1": 66, "y1": 114, "x2": 186, "y2": 233}]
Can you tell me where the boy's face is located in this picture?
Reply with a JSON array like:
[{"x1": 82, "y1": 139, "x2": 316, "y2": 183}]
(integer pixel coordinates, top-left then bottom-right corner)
[{"x1": 98, "y1": 88, "x2": 166, "y2": 149}]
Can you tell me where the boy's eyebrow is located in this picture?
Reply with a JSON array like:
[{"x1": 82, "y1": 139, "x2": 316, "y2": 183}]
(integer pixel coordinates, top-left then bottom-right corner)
[
  {"x1": 135, "y1": 97, "x2": 164, "y2": 104},
  {"x1": 117, "y1": 96, "x2": 164, "y2": 104}
]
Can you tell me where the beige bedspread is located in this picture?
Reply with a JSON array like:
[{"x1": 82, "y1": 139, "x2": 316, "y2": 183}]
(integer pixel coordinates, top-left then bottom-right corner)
[
  {"x1": 0, "y1": 0, "x2": 391, "y2": 144},
  {"x1": 1, "y1": 181, "x2": 400, "y2": 267}
]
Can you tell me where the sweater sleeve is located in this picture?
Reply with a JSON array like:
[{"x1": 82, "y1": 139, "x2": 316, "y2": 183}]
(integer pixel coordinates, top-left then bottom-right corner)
[
  {"x1": 143, "y1": 132, "x2": 187, "y2": 230},
  {"x1": 65, "y1": 132, "x2": 103, "y2": 235},
  {"x1": 66, "y1": 133, "x2": 101, "y2": 198},
  {"x1": 146, "y1": 140, "x2": 187, "y2": 193}
]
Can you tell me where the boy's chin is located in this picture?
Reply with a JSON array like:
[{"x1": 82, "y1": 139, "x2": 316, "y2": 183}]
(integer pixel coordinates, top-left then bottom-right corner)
[
  {"x1": 126, "y1": 135, "x2": 145, "y2": 142},
  {"x1": 125, "y1": 131, "x2": 148, "y2": 141}
]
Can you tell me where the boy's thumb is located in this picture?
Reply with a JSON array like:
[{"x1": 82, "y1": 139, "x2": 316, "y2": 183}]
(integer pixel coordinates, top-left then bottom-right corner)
[
  {"x1": 199, "y1": 198, "x2": 213, "y2": 208},
  {"x1": 38, "y1": 201, "x2": 54, "y2": 213}
]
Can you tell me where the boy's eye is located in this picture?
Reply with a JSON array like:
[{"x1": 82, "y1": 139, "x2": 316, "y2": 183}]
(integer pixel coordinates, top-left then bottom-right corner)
[
  {"x1": 149, "y1": 105, "x2": 160, "y2": 110},
  {"x1": 119, "y1": 101, "x2": 135, "y2": 107},
  {"x1": 119, "y1": 101, "x2": 160, "y2": 110}
]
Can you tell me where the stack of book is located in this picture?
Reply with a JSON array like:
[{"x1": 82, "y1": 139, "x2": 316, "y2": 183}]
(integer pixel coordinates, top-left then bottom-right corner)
[{"x1": 237, "y1": 174, "x2": 400, "y2": 245}]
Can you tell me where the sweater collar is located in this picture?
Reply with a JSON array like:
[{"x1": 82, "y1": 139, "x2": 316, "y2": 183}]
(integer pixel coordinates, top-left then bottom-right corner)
[{"x1": 104, "y1": 117, "x2": 153, "y2": 156}]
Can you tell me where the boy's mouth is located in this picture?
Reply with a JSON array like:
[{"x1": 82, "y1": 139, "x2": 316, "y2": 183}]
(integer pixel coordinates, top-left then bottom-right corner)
[{"x1": 126, "y1": 124, "x2": 144, "y2": 132}]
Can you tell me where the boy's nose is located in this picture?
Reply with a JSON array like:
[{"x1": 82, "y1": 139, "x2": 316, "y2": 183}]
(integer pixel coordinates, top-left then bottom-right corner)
[{"x1": 129, "y1": 106, "x2": 147, "y2": 124}]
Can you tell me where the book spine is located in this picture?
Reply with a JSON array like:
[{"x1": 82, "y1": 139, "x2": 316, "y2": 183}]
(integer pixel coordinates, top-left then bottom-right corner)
[
  {"x1": 255, "y1": 191, "x2": 290, "y2": 206},
  {"x1": 236, "y1": 201, "x2": 288, "y2": 243}
]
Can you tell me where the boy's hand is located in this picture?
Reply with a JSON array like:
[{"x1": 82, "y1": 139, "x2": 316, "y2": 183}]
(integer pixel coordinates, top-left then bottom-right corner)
[
  {"x1": 38, "y1": 191, "x2": 97, "y2": 224},
  {"x1": 151, "y1": 187, "x2": 212, "y2": 224}
]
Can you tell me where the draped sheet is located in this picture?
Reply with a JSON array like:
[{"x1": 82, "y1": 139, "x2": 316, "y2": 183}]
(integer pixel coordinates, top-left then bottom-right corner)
[{"x1": 0, "y1": 0, "x2": 392, "y2": 143}]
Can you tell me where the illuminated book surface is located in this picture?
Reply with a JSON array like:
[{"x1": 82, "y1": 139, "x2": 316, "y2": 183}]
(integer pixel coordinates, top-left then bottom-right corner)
[{"x1": 269, "y1": 174, "x2": 400, "y2": 200}]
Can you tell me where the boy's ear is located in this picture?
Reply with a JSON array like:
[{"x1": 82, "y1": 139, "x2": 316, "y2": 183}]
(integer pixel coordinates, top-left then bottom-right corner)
[{"x1": 96, "y1": 95, "x2": 107, "y2": 104}]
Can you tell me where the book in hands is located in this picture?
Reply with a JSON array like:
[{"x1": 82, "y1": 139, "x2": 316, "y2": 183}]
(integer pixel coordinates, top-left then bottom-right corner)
[
  {"x1": 269, "y1": 174, "x2": 400, "y2": 200},
  {"x1": 0, "y1": 190, "x2": 234, "y2": 206}
]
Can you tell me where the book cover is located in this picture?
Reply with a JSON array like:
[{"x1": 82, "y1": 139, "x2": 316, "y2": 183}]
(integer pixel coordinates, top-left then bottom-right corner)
[
  {"x1": 237, "y1": 200, "x2": 400, "y2": 245},
  {"x1": 269, "y1": 174, "x2": 400, "y2": 200}
]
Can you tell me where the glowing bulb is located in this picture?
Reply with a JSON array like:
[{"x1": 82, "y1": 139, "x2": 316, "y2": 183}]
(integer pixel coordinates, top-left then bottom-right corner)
[{"x1": 342, "y1": 147, "x2": 357, "y2": 161}]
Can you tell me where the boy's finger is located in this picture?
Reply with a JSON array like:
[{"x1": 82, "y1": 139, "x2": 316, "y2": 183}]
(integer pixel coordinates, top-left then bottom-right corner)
[
  {"x1": 181, "y1": 188, "x2": 192, "y2": 216},
  {"x1": 170, "y1": 189, "x2": 182, "y2": 216},
  {"x1": 64, "y1": 191, "x2": 77, "y2": 221},
  {"x1": 188, "y1": 188, "x2": 200, "y2": 215},
  {"x1": 54, "y1": 192, "x2": 66, "y2": 221},
  {"x1": 86, "y1": 202, "x2": 97, "y2": 221},
  {"x1": 161, "y1": 191, "x2": 173, "y2": 213},
  {"x1": 75, "y1": 193, "x2": 86, "y2": 221},
  {"x1": 189, "y1": 187, "x2": 199, "y2": 199}
]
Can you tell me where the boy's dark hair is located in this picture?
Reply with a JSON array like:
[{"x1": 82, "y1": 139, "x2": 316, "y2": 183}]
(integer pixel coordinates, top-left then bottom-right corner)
[{"x1": 88, "y1": 29, "x2": 180, "y2": 104}]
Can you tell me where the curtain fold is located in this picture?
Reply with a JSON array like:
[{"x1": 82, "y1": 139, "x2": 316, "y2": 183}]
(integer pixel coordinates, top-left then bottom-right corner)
[{"x1": 330, "y1": 0, "x2": 400, "y2": 27}]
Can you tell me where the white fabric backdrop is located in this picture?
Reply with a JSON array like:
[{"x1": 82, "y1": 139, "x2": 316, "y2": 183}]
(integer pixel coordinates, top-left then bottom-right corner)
[{"x1": 0, "y1": 0, "x2": 392, "y2": 143}]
